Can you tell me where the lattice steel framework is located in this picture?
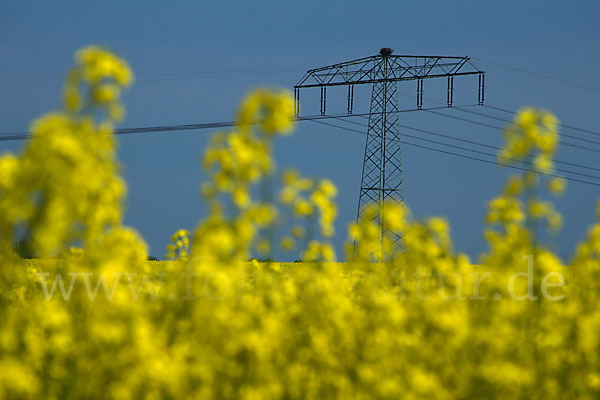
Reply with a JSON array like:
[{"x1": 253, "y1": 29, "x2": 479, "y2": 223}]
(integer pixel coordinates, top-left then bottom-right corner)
[
  {"x1": 358, "y1": 73, "x2": 403, "y2": 253},
  {"x1": 294, "y1": 49, "x2": 485, "y2": 258}
]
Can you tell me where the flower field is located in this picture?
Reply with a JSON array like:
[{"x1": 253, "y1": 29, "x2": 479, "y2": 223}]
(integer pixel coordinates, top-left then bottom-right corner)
[{"x1": 1, "y1": 47, "x2": 599, "y2": 399}]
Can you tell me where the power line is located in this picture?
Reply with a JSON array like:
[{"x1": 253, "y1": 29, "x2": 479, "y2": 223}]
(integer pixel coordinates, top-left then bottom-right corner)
[
  {"x1": 0, "y1": 66, "x2": 307, "y2": 81},
  {"x1": 472, "y1": 56, "x2": 600, "y2": 93},
  {"x1": 482, "y1": 104, "x2": 600, "y2": 138},
  {"x1": 308, "y1": 118, "x2": 600, "y2": 188},
  {"x1": 2, "y1": 101, "x2": 598, "y2": 186},
  {"x1": 0, "y1": 66, "x2": 310, "y2": 89},
  {"x1": 0, "y1": 105, "x2": 461, "y2": 141},
  {"x1": 396, "y1": 88, "x2": 600, "y2": 141},
  {"x1": 452, "y1": 106, "x2": 600, "y2": 145},
  {"x1": 402, "y1": 142, "x2": 600, "y2": 187},
  {"x1": 338, "y1": 115, "x2": 600, "y2": 182},
  {"x1": 346, "y1": 114, "x2": 600, "y2": 174},
  {"x1": 426, "y1": 109, "x2": 600, "y2": 155}
]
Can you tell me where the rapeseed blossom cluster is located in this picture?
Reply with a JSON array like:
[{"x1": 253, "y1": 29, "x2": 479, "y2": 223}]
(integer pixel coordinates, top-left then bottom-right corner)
[
  {"x1": 0, "y1": 46, "x2": 146, "y2": 268},
  {"x1": 0, "y1": 47, "x2": 599, "y2": 399},
  {"x1": 487, "y1": 107, "x2": 564, "y2": 252},
  {"x1": 165, "y1": 229, "x2": 190, "y2": 261},
  {"x1": 278, "y1": 169, "x2": 338, "y2": 261}
]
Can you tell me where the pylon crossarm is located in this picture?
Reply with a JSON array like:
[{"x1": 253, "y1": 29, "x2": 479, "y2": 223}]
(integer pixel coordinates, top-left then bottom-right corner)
[{"x1": 295, "y1": 55, "x2": 484, "y2": 89}]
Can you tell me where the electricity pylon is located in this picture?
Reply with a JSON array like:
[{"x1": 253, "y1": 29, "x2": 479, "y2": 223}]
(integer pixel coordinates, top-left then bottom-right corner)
[{"x1": 294, "y1": 48, "x2": 485, "y2": 259}]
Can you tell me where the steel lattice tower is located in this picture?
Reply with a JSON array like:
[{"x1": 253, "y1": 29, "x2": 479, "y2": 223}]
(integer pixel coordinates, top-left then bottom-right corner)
[
  {"x1": 294, "y1": 48, "x2": 484, "y2": 258},
  {"x1": 358, "y1": 66, "x2": 404, "y2": 250}
]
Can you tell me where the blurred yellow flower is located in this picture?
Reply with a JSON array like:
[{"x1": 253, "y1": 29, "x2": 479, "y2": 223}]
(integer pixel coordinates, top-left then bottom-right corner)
[
  {"x1": 548, "y1": 177, "x2": 566, "y2": 195},
  {"x1": 280, "y1": 236, "x2": 295, "y2": 251}
]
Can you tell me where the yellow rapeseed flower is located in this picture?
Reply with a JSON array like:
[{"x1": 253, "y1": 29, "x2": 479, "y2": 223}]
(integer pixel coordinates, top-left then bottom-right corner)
[{"x1": 548, "y1": 177, "x2": 566, "y2": 195}]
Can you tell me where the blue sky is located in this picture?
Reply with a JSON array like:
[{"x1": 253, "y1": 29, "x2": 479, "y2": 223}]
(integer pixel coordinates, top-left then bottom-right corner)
[{"x1": 1, "y1": 0, "x2": 599, "y2": 261}]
